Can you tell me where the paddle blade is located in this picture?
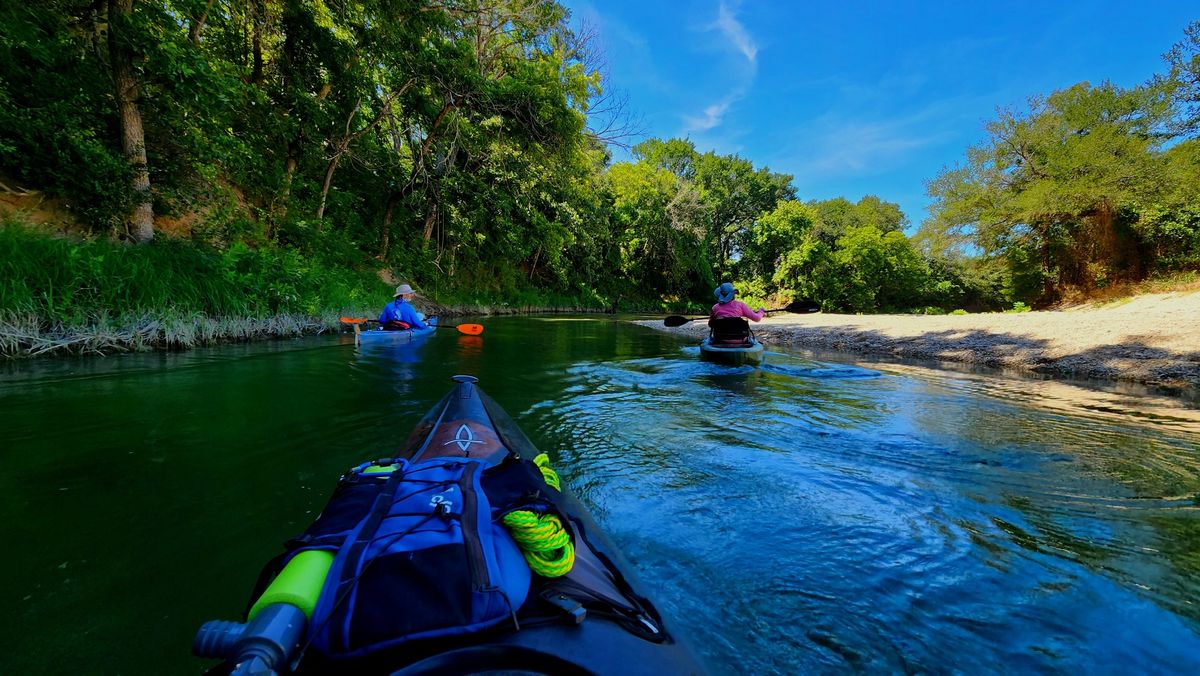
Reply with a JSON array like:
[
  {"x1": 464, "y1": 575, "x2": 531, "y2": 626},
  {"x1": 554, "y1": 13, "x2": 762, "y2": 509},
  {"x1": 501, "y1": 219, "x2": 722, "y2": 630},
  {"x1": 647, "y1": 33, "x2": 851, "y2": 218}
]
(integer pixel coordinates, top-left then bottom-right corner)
[
  {"x1": 456, "y1": 323, "x2": 484, "y2": 335},
  {"x1": 663, "y1": 315, "x2": 691, "y2": 327},
  {"x1": 786, "y1": 299, "x2": 821, "y2": 314},
  {"x1": 339, "y1": 316, "x2": 370, "y2": 324}
]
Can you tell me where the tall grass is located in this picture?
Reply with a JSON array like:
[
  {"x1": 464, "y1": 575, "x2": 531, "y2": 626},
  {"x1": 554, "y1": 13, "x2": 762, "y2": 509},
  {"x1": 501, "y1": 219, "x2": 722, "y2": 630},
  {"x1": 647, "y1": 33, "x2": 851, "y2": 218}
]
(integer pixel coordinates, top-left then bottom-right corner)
[
  {"x1": 0, "y1": 310, "x2": 338, "y2": 356},
  {"x1": 0, "y1": 223, "x2": 390, "y2": 322},
  {"x1": 0, "y1": 222, "x2": 392, "y2": 355},
  {"x1": 0, "y1": 221, "x2": 712, "y2": 357}
]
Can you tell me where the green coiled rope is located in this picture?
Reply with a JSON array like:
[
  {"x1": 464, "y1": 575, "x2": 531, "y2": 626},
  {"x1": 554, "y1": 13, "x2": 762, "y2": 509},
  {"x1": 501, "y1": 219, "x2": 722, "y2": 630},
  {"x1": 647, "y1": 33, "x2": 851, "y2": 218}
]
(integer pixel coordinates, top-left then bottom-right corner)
[
  {"x1": 501, "y1": 453, "x2": 573, "y2": 577},
  {"x1": 533, "y1": 452, "x2": 561, "y2": 490}
]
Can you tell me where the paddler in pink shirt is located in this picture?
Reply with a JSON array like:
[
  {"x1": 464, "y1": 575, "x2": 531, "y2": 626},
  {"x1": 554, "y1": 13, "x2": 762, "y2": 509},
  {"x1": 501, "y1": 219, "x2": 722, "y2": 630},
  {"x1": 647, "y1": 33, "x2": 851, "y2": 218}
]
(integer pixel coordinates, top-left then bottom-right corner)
[{"x1": 710, "y1": 283, "x2": 765, "y2": 321}]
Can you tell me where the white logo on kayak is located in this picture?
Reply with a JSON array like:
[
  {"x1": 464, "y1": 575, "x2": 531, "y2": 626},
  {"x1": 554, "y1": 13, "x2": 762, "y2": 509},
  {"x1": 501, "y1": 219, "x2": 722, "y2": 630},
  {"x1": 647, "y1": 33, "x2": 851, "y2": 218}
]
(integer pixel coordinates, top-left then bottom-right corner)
[{"x1": 443, "y1": 424, "x2": 485, "y2": 452}]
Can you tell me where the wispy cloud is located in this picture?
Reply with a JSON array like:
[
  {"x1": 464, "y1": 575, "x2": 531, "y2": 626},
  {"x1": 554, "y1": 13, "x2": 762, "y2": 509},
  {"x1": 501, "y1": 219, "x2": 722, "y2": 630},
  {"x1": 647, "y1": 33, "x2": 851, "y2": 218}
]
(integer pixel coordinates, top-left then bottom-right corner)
[
  {"x1": 683, "y1": 101, "x2": 732, "y2": 132},
  {"x1": 804, "y1": 122, "x2": 940, "y2": 174},
  {"x1": 781, "y1": 101, "x2": 970, "y2": 182},
  {"x1": 680, "y1": 2, "x2": 759, "y2": 137},
  {"x1": 714, "y1": 1, "x2": 757, "y2": 65}
]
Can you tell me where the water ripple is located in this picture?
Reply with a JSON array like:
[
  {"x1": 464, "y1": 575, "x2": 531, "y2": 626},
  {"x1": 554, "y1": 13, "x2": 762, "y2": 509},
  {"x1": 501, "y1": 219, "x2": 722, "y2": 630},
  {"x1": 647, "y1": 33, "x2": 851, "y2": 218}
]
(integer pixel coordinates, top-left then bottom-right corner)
[{"x1": 529, "y1": 351, "x2": 1200, "y2": 673}]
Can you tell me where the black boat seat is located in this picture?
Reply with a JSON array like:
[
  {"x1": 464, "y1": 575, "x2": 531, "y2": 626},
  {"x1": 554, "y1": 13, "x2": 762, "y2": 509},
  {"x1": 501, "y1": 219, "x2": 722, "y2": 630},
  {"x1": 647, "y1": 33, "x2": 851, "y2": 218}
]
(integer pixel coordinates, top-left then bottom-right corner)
[{"x1": 708, "y1": 316, "x2": 752, "y2": 346}]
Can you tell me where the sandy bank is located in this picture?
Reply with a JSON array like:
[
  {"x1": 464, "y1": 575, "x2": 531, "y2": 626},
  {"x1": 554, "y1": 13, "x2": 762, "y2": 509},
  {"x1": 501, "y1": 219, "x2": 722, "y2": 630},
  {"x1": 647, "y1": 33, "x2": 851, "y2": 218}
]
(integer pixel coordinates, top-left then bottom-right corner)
[{"x1": 637, "y1": 292, "x2": 1200, "y2": 392}]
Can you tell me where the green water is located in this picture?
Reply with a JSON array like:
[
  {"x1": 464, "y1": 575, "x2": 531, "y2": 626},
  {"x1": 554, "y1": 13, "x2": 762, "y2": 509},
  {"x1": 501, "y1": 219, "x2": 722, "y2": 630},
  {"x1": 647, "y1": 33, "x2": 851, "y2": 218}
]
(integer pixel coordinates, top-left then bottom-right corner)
[{"x1": 1, "y1": 316, "x2": 1199, "y2": 673}]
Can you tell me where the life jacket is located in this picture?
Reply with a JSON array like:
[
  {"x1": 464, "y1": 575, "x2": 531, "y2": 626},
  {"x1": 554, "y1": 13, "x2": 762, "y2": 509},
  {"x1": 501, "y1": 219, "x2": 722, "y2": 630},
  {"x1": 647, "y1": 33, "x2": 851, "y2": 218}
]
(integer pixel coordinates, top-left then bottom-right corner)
[
  {"x1": 268, "y1": 456, "x2": 564, "y2": 660},
  {"x1": 382, "y1": 320, "x2": 411, "y2": 331}
]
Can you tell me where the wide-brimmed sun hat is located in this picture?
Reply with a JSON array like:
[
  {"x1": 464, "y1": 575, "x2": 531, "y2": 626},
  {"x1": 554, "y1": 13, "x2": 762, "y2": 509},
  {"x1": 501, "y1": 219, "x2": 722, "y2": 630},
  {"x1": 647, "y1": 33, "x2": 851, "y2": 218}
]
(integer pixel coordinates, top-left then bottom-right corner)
[
  {"x1": 714, "y1": 282, "x2": 736, "y2": 303},
  {"x1": 394, "y1": 284, "x2": 416, "y2": 298}
]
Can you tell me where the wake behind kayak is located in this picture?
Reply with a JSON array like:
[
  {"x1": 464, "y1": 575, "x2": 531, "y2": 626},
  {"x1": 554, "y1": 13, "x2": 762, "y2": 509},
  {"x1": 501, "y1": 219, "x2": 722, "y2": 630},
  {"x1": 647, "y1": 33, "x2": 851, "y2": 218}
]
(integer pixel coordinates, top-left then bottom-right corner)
[{"x1": 194, "y1": 375, "x2": 705, "y2": 675}]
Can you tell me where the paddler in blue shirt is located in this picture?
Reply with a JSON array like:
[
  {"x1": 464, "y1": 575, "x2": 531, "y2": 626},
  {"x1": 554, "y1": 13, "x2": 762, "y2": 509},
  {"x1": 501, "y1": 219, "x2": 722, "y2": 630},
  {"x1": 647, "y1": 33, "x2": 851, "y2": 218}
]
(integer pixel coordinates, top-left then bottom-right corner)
[{"x1": 379, "y1": 284, "x2": 429, "y2": 331}]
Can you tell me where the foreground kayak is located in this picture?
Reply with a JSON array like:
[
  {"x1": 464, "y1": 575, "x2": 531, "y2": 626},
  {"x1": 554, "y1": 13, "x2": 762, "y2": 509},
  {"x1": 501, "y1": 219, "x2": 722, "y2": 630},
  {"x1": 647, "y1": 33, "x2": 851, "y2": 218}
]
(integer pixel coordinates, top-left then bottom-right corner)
[
  {"x1": 354, "y1": 316, "x2": 438, "y2": 345},
  {"x1": 699, "y1": 336, "x2": 765, "y2": 365},
  {"x1": 195, "y1": 375, "x2": 704, "y2": 675}
]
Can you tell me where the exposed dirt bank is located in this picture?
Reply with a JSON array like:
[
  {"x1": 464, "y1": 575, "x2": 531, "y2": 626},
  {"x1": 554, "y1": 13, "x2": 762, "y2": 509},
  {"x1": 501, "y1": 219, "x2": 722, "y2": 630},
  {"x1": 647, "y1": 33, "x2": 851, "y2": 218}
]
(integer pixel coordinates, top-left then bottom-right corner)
[{"x1": 637, "y1": 292, "x2": 1200, "y2": 392}]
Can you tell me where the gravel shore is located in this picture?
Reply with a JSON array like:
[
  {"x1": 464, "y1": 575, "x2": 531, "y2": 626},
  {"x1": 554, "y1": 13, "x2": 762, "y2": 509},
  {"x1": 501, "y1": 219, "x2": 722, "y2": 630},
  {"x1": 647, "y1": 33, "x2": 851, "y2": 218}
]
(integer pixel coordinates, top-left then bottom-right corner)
[{"x1": 637, "y1": 291, "x2": 1200, "y2": 392}]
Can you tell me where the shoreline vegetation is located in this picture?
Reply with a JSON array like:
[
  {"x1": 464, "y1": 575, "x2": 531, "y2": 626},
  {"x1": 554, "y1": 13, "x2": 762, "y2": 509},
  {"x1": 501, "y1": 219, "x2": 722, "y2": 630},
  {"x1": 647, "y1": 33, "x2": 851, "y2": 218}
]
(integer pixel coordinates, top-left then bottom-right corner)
[
  {"x1": 1, "y1": 7, "x2": 1197, "y2": 367},
  {"x1": 0, "y1": 221, "x2": 670, "y2": 357},
  {"x1": 639, "y1": 290, "x2": 1200, "y2": 393},
  {"x1": 0, "y1": 304, "x2": 615, "y2": 358}
]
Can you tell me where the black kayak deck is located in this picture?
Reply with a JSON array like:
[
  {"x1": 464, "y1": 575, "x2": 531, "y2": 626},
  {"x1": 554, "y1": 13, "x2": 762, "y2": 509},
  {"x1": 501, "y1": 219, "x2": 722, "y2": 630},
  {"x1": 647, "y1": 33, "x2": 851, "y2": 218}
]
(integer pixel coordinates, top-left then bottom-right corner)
[{"x1": 214, "y1": 375, "x2": 706, "y2": 675}]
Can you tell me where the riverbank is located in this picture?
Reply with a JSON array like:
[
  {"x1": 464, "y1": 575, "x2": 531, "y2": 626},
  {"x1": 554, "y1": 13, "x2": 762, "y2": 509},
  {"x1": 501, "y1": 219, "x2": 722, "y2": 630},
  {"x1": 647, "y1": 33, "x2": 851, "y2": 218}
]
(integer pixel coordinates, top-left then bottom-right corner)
[
  {"x1": 0, "y1": 301, "x2": 624, "y2": 358},
  {"x1": 638, "y1": 291, "x2": 1200, "y2": 392},
  {"x1": 0, "y1": 312, "x2": 345, "y2": 357},
  {"x1": 0, "y1": 220, "x2": 680, "y2": 357}
]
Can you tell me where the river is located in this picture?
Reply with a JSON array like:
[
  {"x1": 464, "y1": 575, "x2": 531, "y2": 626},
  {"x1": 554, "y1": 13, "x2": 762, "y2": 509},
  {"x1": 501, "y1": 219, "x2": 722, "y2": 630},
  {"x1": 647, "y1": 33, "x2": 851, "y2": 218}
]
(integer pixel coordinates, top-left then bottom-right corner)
[{"x1": 1, "y1": 316, "x2": 1198, "y2": 673}]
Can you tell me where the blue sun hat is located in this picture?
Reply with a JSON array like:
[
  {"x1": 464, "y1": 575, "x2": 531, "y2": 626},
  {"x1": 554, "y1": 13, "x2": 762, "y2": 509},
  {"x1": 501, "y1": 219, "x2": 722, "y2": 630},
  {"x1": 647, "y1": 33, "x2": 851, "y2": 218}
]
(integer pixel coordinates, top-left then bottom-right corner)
[{"x1": 714, "y1": 282, "x2": 736, "y2": 303}]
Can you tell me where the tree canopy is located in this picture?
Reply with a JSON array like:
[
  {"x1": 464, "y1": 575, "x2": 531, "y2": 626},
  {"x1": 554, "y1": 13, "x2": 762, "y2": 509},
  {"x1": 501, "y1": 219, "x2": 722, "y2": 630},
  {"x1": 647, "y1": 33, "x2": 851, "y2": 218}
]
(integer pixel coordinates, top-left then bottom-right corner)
[
  {"x1": 1, "y1": 6, "x2": 1196, "y2": 314},
  {"x1": 921, "y1": 22, "x2": 1200, "y2": 303}
]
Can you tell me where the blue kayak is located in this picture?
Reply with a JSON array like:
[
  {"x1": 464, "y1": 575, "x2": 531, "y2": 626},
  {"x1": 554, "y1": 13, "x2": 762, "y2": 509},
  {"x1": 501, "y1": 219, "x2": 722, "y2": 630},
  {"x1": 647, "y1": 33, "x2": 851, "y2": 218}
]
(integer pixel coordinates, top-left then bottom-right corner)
[
  {"x1": 354, "y1": 316, "x2": 438, "y2": 345},
  {"x1": 699, "y1": 335, "x2": 765, "y2": 365}
]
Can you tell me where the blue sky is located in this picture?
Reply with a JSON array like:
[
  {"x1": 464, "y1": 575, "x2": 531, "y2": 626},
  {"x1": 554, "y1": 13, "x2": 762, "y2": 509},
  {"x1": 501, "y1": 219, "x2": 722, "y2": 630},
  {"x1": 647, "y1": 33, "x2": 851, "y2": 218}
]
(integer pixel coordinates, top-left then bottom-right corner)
[{"x1": 563, "y1": 0, "x2": 1197, "y2": 230}]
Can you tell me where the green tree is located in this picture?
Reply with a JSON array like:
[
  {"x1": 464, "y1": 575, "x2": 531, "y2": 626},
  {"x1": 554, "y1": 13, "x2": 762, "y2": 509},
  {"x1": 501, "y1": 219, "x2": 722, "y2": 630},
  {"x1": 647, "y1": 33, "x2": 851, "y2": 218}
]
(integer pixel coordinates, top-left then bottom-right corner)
[
  {"x1": 633, "y1": 137, "x2": 699, "y2": 179},
  {"x1": 1160, "y1": 20, "x2": 1200, "y2": 136},
  {"x1": 808, "y1": 195, "x2": 907, "y2": 247},
  {"x1": 740, "y1": 200, "x2": 815, "y2": 284},
  {"x1": 693, "y1": 151, "x2": 795, "y2": 278},
  {"x1": 607, "y1": 161, "x2": 710, "y2": 297},
  {"x1": 924, "y1": 79, "x2": 1177, "y2": 303},
  {"x1": 830, "y1": 226, "x2": 930, "y2": 312}
]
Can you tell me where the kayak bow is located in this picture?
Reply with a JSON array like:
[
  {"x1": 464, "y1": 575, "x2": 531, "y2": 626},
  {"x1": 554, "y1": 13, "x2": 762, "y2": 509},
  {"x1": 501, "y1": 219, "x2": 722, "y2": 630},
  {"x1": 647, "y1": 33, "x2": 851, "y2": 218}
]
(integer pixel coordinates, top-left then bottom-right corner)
[{"x1": 194, "y1": 375, "x2": 705, "y2": 675}]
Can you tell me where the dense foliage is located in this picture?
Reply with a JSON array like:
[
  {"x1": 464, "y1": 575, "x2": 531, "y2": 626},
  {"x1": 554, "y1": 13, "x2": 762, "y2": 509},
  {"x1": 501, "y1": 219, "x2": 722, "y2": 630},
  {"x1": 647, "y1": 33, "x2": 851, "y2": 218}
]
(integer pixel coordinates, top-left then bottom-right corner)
[
  {"x1": 0, "y1": 222, "x2": 385, "y2": 322},
  {"x1": 1, "y1": 4, "x2": 1196, "y2": 319},
  {"x1": 919, "y1": 23, "x2": 1200, "y2": 305}
]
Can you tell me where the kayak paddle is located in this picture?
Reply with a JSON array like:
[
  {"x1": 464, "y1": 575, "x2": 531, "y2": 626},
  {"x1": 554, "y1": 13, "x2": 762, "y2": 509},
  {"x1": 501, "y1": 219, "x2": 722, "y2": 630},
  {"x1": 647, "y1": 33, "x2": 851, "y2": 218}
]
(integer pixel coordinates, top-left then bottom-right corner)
[
  {"x1": 662, "y1": 300, "x2": 819, "y2": 327},
  {"x1": 662, "y1": 315, "x2": 708, "y2": 327},
  {"x1": 338, "y1": 316, "x2": 484, "y2": 335}
]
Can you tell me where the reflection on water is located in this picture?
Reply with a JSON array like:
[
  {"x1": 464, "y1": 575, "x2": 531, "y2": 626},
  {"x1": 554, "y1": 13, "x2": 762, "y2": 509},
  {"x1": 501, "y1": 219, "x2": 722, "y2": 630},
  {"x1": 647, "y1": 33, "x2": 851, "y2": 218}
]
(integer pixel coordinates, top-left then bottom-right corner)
[{"x1": 0, "y1": 316, "x2": 1198, "y2": 674}]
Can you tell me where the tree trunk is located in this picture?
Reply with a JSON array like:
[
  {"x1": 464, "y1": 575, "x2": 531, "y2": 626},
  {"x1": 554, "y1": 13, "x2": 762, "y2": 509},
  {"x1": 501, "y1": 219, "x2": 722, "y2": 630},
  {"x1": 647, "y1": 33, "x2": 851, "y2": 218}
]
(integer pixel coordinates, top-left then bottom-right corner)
[
  {"x1": 529, "y1": 247, "x2": 541, "y2": 280},
  {"x1": 380, "y1": 192, "x2": 399, "y2": 258},
  {"x1": 249, "y1": 0, "x2": 264, "y2": 85},
  {"x1": 316, "y1": 152, "x2": 343, "y2": 221},
  {"x1": 272, "y1": 35, "x2": 342, "y2": 224},
  {"x1": 714, "y1": 229, "x2": 732, "y2": 281},
  {"x1": 422, "y1": 205, "x2": 438, "y2": 242},
  {"x1": 188, "y1": 0, "x2": 215, "y2": 45},
  {"x1": 274, "y1": 146, "x2": 298, "y2": 224},
  {"x1": 419, "y1": 102, "x2": 454, "y2": 163},
  {"x1": 1040, "y1": 234, "x2": 1054, "y2": 302},
  {"x1": 89, "y1": 0, "x2": 107, "y2": 58},
  {"x1": 108, "y1": 0, "x2": 154, "y2": 242}
]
